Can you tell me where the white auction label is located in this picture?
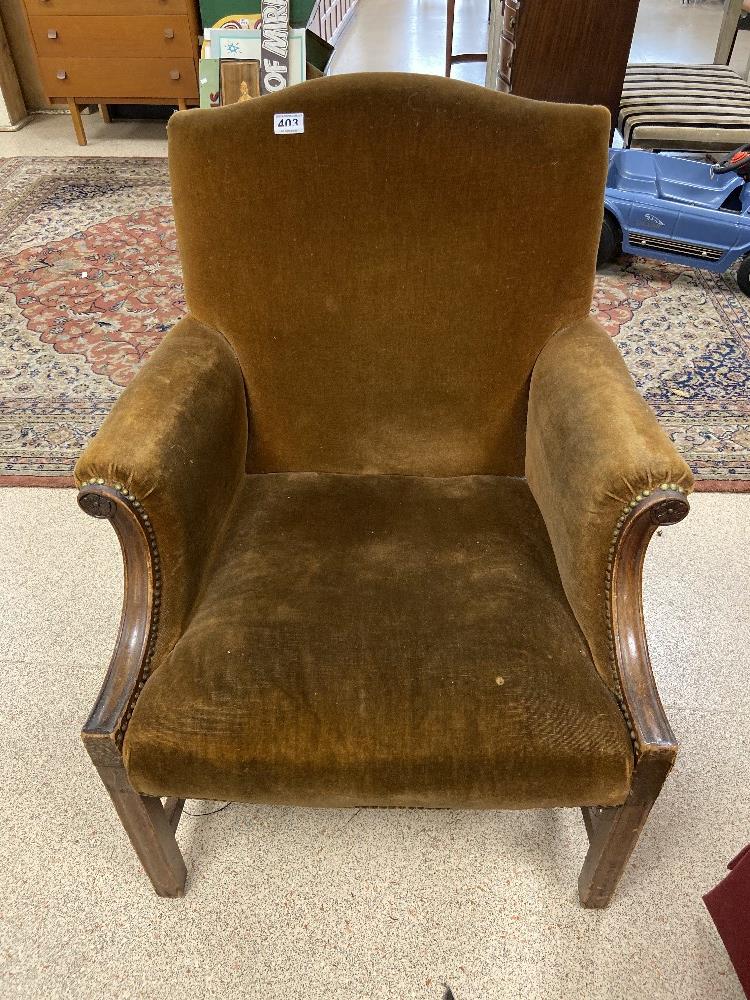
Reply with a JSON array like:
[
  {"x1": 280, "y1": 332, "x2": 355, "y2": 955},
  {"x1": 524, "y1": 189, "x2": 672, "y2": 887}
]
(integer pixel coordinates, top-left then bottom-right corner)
[{"x1": 273, "y1": 113, "x2": 304, "y2": 135}]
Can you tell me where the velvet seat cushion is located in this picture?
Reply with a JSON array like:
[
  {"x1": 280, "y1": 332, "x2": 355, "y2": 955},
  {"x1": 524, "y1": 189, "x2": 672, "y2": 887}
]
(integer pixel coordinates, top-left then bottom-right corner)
[{"x1": 124, "y1": 473, "x2": 633, "y2": 809}]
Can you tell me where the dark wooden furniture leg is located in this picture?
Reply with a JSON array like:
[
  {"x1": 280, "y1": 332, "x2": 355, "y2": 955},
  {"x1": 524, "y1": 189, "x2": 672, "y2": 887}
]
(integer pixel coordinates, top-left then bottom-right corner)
[
  {"x1": 79, "y1": 482, "x2": 187, "y2": 898},
  {"x1": 91, "y1": 754, "x2": 187, "y2": 897},
  {"x1": 578, "y1": 487, "x2": 688, "y2": 907},
  {"x1": 99, "y1": 103, "x2": 111, "y2": 123},
  {"x1": 446, "y1": 0, "x2": 456, "y2": 76},
  {"x1": 164, "y1": 796, "x2": 186, "y2": 833},
  {"x1": 446, "y1": 0, "x2": 489, "y2": 77},
  {"x1": 580, "y1": 754, "x2": 673, "y2": 907}
]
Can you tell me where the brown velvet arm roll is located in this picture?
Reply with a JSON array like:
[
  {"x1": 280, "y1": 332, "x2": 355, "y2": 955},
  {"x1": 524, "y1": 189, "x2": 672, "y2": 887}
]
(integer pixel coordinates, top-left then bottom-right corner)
[
  {"x1": 75, "y1": 315, "x2": 248, "y2": 662},
  {"x1": 525, "y1": 316, "x2": 693, "y2": 689}
]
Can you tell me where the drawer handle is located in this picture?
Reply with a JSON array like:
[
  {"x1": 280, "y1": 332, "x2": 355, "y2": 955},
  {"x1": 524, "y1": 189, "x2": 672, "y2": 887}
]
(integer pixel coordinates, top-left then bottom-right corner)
[
  {"x1": 169, "y1": 69, "x2": 181, "y2": 80},
  {"x1": 56, "y1": 70, "x2": 67, "y2": 80},
  {"x1": 164, "y1": 27, "x2": 175, "y2": 39},
  {"x1": 47, "y1": 29, "x2": 58, "y2": 39}
]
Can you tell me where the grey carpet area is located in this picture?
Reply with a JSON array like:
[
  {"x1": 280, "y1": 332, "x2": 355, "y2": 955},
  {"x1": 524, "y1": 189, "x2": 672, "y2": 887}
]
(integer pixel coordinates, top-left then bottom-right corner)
[{"x1": 1, "y1": 488, "x2": 748, "y2": 1000}]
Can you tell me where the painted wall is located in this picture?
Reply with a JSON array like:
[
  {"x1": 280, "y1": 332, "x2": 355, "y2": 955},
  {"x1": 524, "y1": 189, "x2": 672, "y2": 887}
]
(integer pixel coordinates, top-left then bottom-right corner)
[
  {"x1": 0, "y1": 87, "x2": 11, "y2": 127},
  {"x1": 0, "y1": 0, "x2": 48, "y2": 110}
]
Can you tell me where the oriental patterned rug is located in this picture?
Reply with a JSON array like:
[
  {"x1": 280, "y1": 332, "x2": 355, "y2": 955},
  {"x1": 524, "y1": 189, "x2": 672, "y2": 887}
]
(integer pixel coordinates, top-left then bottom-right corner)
[{"x1": 0, "y1": 156, "x2": 748, "y2": 489}]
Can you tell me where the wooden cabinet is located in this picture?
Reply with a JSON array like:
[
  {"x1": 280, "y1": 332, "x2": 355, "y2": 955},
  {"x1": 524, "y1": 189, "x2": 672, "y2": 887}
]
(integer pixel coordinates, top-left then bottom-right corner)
[
  {"x1": 21, "y1": 0, "x2": 202, "y2": 145},
  {"x1": 24, "y1": 0, "x2": 189, "y2": 13},
  {"x1": 29, "y1": 15, "x2": 196, "y2": 58},
  {"x1": 486, "y1": 0, "x2": 641, "y2": 131}
]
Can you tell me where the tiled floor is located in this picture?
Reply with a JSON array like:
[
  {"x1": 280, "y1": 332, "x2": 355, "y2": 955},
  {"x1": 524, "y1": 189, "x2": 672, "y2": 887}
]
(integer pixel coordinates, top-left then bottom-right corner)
[{"x1": 1, "y1": 2, "x2": 750, "y2": 999}]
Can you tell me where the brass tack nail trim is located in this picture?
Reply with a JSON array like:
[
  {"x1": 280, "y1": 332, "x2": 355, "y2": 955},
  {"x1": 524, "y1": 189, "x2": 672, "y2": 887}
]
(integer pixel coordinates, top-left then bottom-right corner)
[
  {"x1": 79, "y1": 478, "x2": 161, "y2": 749},
  {"x1": 604, "y1": 485, "x2": 686, "y2": 757}
]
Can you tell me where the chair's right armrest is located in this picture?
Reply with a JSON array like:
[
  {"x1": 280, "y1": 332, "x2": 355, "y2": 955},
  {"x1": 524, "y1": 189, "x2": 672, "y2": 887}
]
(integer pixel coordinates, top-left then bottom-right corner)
[
  {"x1": 525, "y1": 317, "x2": 692, "y2": 754},
  {"x1": 75, "y1": 316, "x2": 248, "y2": 757}
]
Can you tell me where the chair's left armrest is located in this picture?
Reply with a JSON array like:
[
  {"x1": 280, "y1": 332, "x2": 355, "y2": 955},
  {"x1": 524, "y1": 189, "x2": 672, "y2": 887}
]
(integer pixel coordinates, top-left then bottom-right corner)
[
  {"x1": 525, "y1": 316, "x2": 693, "y2": 755},
  {"x1": 75, "y1": 316, "x2": 248, "y2": 758}
]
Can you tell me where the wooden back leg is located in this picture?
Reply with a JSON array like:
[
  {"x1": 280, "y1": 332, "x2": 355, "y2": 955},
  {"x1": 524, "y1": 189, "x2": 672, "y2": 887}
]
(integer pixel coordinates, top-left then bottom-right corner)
[
  {"x1": 78, "y1": 484, "x2": 187, "y2": 897},
  {"x1": 578, "y1": 489, "x2": 687, "y2": 907}
]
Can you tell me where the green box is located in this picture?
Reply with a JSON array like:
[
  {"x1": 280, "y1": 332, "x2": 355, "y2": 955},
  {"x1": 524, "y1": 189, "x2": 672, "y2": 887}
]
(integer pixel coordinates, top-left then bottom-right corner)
[
  {"x1": 305, "y1": 28, "x2": 334, "y2": 74},
  {"x1": 198, "y1": 1, "x2": 317, "y2": 29},
  {"x1": 199, "y1": 25, "x2": 332, "y2": 108}
]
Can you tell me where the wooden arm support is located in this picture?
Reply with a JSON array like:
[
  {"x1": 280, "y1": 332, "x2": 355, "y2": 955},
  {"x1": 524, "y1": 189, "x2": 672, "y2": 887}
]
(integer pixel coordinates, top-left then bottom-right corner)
[
  {"x1": 579, "y1": 487, "x2": 689, "y2": 907},
  {"x1": 78, "y1": 483, "x2": 159, "y2": 764}
]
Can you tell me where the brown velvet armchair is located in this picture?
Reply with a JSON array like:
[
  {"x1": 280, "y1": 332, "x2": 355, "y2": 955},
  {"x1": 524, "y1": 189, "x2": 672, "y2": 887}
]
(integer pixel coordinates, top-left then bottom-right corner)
[{"x1": 75, "y1": 73, "x2": 692, "y2": 907}]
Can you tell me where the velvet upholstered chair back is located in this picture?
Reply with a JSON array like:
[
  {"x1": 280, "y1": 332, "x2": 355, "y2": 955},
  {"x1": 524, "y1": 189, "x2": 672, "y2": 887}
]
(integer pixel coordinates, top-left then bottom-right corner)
[{"x1": 168, "y1": 73, "x2": 610, "y2": 476}]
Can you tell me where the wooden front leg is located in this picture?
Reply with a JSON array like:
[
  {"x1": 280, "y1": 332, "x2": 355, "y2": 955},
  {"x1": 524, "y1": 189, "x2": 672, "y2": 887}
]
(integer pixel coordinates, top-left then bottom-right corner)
[
  {"x1": 579, "y1": 752, "x2": 673, "y2": 908},
  {"x1": 89, "y1": 748, "x2": 187, "y2": 898}
]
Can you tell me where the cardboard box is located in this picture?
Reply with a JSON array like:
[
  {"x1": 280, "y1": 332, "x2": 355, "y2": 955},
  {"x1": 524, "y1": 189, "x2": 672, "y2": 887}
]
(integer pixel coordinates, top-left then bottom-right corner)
[
  {"x1": 199, "y1": 27, "x2": 332, "y2": 107},
  {"x1": 206, "y1": 27, "x2": 307, "y2": 79}
]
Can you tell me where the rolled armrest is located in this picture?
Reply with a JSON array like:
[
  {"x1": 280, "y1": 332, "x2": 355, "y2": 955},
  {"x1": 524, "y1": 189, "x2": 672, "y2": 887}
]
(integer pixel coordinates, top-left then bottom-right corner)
[
  {"x1": 525, "y1": 316, "x2": 693, "y2": 690},
  {"x1": 75, "y1": 315, "x2": 248, "y2": 661}
]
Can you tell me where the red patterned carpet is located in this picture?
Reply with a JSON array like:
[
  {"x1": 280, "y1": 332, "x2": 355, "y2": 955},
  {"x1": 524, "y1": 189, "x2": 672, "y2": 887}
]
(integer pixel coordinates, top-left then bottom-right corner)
[{"x1": 0, "y1": 157, "x2": 748, "y2": 489}]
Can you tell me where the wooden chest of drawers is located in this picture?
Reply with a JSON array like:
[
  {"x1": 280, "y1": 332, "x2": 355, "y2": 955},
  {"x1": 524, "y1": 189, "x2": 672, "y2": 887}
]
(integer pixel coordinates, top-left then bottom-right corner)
[
  {"x1": 486, "y1": 0, "x2": 641, "y2": 132},
  {"x1": 21, "y1": 0, "x2": 202, "y2": 145}
]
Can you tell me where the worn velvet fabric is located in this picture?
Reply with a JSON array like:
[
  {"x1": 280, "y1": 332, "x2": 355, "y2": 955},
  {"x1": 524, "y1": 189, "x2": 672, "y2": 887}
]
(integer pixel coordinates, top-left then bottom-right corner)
[
  {"x1": 74, "y1": 73, "x2": 692, "y2": 809},
  {"x1": 124, "y1": 474, "x2": 632, "y2": 807},
  {"x1": 526, "y1": 317, "x2": 693, "y2": 687},
  {"x1": 168, "y1": 73, "x2": 610, "y2": 476},
  {"x1": 75, "y1": 317, "x2": 248, "y2": 665}
]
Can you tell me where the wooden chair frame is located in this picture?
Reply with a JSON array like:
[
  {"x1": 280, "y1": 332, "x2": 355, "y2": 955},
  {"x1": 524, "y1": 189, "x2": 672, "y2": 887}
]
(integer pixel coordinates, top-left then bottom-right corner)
[
  {"x1": 78, "y1": 481, "x2": 689, "y2": 904},
  {"x1": 445, "y1": 0, "x2": 490, "y2": 78}
]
